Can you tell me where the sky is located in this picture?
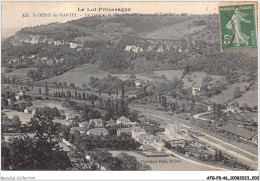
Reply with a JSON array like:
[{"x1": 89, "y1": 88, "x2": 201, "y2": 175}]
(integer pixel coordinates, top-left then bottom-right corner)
[{"x1": 2, "y1": 1, "x2": 220, "y2": 38}]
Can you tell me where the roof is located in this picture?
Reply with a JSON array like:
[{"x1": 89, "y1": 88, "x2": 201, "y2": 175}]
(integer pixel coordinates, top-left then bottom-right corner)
[
  {"x1": 221, "y1": 123, "x2": 257, "y2": 140},
  {"x1": 132, "y1": 126, "x2": 145, "y2": 132},
  {"x1": 145, "y1": 135, "x2": 162, "y2": 143},
  {"x1": 165, "y1": 124, "x2": 180, "y2": 130},
  {"x1": 118, "y1": 116, "x2": 131, "y2": 122},
  {"x1": 170, "y1": 140, "x2": 186, "y2": 144},
  {"x1": 87, "y1": 128, "x2": 108, "y2": 134},
  {"x1": 70, "y1": 127, "x2": 87, "y2": 132},
  {"x1": 140, "y1": 144, "x2": 155, "y2": 151},
  {"x1": 89, "y1": 119, "x2": 104, "y2": 123},
  {"x1": 105, "y1": 120, "x2": 116, "y2": 124},
  {"x1": 118, "y1": 127, "x2": 132, "y2": 133},
  {"x1": 79, "y1": 121, "x2": 89, "y2": 126}
]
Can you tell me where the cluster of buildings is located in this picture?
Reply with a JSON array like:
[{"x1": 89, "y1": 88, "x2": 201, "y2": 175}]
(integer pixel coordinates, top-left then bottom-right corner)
[
  {"x1": 124, "y1": 44, "x2": 165, "y2": 53},
  {"x1": 164, "y1": 124, "x2": 193, "y2": 142},
  {"x1": 221, "y1": 123, "x2": 258, "y2": 144},
  {"x1": 68, "y1": 116, "x2": 140, "y2": 137},
  {"x1": 132, "y1": 127, "x2": 165, "y2": 152},
  {"x1": 11, "y1": 34, "x2": 84, "y2": 50}
]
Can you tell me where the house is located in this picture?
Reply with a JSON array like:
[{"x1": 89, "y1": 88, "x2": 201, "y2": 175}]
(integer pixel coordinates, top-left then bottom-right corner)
[
  {"x1": 86, "y1": 128, "x2": 108, "y2": 136},
  {"x1": 117, "y1": 127, "x2": 132, "y2": 136},
  {"x1": 157, "y1": 47, "x2": 164, "y2": 53},
  {"x1": 3, "y1": 133, "x2": 23, "y2": 142},
  {"x1": 140, "y1": 144, "x2": 156, "y2": 151},
  {"x1": 89, "y1": 119, "x2": 104, "y2": 128},
  {"x1": 116, "y1": 116, "x2": 134, "y2": 126},
  {"x1": 221, "y1": 123, "x2": 257, "y2": 141},
  {"x1": 225, "y1": 103, "x2": 242, "y2": 114},
  {"x1": 70, "y1": 127, "x2": 87, "y2": 134},
  {"x1": 169, "y1": 140, "x2": 186, "y2": 148},
  {"x1": 3, "y1": 133, "x2": 34, "y2": 143},
  {"x1": 48, "y1": 39, "x2": 54, "y2": 45},
  {"x1": 24, "y1": 107, "x2": 38, "y2": 115},
  {"x1": 61, "y1": 138, "x2": 73, "y2": 147},
  {"x1": 132, "y1": 127, "x2": 164, "y2": 151},
  {"x1": 65, "y1": 113, "x2": 80, "y2": 121},
  {"x1": 164, "y1": 124, "x2": 191, "y2": 141},
  {"x1": 54, "y1": 40, "x2": 65, "y2": 46},
  {"x1": 208, "y1": 105, "x2": 213, "y2": 112},
  {"x1": 192, "y1": 86, "x2": 201, "y2": 96},
  {"x1": 41, "y1": 57, "x2": 48, "y2": 61},
  {"x1": 105, "y1": 119, "x2": 117, "y2": 127},
  {"x1": 15, "y1": 90, "x2": 25, "y2": 100},
  {"x1": 143, "y1": 135, "x2": 165, "y2": 151},
  {"x1": 69, "y1": 42, "x2": 83, "y2": 49},
  {"x1": 134, "y1": 79, "x2": 144, "y2": 87},
  {"x1": 30, "y1": 35, "x2": 39, "y2": 44},
  {"x1": 79, "y1": 121, "x2": 89, "y2": 128},
  {"x1": 132, "y1": 127, "x2": 146, "y2": 142},
  {"x1": 53, "y1": 118, "x2": 72, "y2": 126}
]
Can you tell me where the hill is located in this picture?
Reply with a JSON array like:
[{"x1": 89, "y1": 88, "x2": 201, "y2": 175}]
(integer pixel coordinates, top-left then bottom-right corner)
[
  {"x1": 140, "y1": 18, "x2": 207, "y2": 40},
  {"x1": 2, "y1": 14, "x2": 257, "y2": 89},
  {"x1": 205, "y1": 82, "x2": 251, "y2": 105}
]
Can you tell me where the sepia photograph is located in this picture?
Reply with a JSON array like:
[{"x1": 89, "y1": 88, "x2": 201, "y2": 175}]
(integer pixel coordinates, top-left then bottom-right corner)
[{"x1": 1, "y1": 1, "x2": 259, "y2": 180}]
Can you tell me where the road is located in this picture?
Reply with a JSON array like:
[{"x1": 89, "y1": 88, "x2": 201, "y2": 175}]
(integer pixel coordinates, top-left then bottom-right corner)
[
  {"x1": 130, "y1": 105, "x2": 258, "y2": 170},
  {"x1": 193, "y1": 111, "x2": 214, "y2": 122}
]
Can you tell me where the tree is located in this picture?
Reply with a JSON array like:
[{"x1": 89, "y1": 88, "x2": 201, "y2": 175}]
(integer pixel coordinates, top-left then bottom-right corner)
[
  {"x1": 75, "y1": 91, "x2": 78, "y2": 100},
  {"x1": 70, "y1": 83, "x2": 76, "y2": 89},
  {"x1": 183, "y1": 65, "x2": 190, "y2": 77},
  {"x1": 78, "y1": 93, "x2": 81, "y2": 100},
  {"x1": 117, "y1": 152, "x2": 149, "y2": 170},
  {"x1": 2, "y1": 97, "x2": 8, "y2": 107},
  {"x1": 2, "y1": 137, "x2": 72, "y2": 170},
  {"x1": 82, "y1": 92, "x2": 86, "y2": 100},
  {"x1": 66, "y1": 90, "x2": 71, "y2": 98},
  {"x1": 27, "y1": 69, "x2": 36, "y2": 80},
  {"x1": 12, "y1": 115, "x2": 21, "y2": 130},
  {"x1": 27, "y1": 107, "x2": 60, "y2": 141},
  {"x1": 62, "y1": 81, "x2": 67, "y2": 88}
]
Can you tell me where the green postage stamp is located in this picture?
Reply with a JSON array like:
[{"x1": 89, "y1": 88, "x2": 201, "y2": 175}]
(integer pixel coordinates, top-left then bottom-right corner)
[{"x1": 219, "y1": 4, "x2": 257, "y2": 49}]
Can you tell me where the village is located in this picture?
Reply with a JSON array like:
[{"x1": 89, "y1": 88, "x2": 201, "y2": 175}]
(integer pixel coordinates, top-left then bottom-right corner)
[{"x1": 2, "y1": 74, "x2": 257, "y2": 171}]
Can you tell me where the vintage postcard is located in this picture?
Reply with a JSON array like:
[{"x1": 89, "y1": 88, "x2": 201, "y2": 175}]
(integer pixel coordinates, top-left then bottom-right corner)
[{"x1": 1, "y1": 1, "x2": 259, "y2": 180}]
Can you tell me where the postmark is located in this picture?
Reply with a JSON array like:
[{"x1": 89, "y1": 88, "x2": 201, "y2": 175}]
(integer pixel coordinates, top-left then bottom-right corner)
[{"x1": 219, "y1": 4, "x2": 257, "y2": 49}]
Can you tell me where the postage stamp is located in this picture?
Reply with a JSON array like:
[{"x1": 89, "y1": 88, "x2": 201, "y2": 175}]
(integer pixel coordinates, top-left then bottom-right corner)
[{"x1": 219, "y1": 4, "x2": 257, "y2": 49}]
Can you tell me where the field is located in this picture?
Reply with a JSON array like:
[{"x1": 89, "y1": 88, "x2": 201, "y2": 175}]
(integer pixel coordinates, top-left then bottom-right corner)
[
  {"x1": 41, "y1": 63, "x2": 158, "y2": 87},
  {"x1": 205, "y1": 82, "x2": 251, "y2": 105},
  {"x1": 235, "y1": 89, "x2": 258, "y2": 107},
  {"x1": 183, "y1": 72, "x2": 225, "y2": 88},
  {"x1": 40, "y1": 63, "x2": 109, "y2": 87},
  {"x1": 140, "y1": 19, "x2": 207, "y2": 40},
  {"x1": 245, "y1": 112, "x2": 258, "y2": 122},
  {"x1": 31, "y1": 100, "x2": 65, "y2": 110},
  {"x1": 5, "y1": 67, "x2": 36, "y2": 80},
  {"x1": 153, "y1": 70, "x2": 226, "y2": 88},
  {"x1": 2, "y1": 109, "x2": 33, "y2": 124},
  {"x1": 153, "y1": 69, "x2": 183, "y2": 79},
  {"x1": 110, "y1": 150, "x2": 214, "y2": 171}
]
